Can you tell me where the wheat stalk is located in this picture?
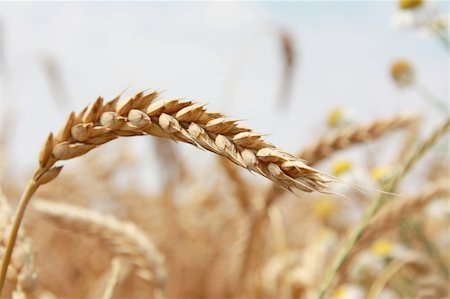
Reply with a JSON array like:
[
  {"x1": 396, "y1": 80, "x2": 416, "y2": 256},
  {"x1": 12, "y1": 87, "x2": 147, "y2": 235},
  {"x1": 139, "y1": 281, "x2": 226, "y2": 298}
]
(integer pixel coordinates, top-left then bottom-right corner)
[
  {"x1": 359, "y1": 178, "x2": 449, "y2": 244},
  {"x1": 100, "y1": 258, "x2": 124, "y2": 299},
  {"x1": 0, "y1": 90, "x2": 330, "y2": 294},
  {"x1": 0, "y1": 190, "x2": 36, "y2": 297},
  {"x1": 32, "y1": 199, "x2": 166, "y2": 288},
  {"x1": 316, "y1": 118, "x2": 450, "y2": 299},
  {"x1": 335, "y1": 178, "x2": 449, "y2": 283}
]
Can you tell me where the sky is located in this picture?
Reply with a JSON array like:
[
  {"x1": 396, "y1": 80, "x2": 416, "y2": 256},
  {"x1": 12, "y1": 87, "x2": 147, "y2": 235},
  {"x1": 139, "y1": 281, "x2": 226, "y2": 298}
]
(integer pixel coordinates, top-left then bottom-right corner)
[{"x1": 0, "y1": 1, "x2": 448, "y2": 188}]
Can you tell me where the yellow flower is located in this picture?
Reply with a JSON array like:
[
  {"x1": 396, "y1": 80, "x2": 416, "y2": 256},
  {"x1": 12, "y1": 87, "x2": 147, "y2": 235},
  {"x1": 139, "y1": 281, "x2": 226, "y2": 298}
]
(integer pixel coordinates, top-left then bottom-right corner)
[
  {"x1": 334, "y1": 287, "x2": 346, "y2": 298},
  {"x1": 327, "y1": 107, "x2": 345, "y2": 128},
  {"x1": 393, "y1": 0, "x2": 439, "y2": 29},
  {"x1": 332, "y1": 160, "x2": 352, "y2": 177},
  {"x1": 399, "y1": 0, "x2": 423, "y2": 10},
  {"x1": 370, "y1": 166, "x2": 392, "y2": 182},
  {"x1": 371, "y1": 240, "x2": 394, "y2": 257},
  {"x1": 312, "y1": 197, "x2": 337, "y2": 221},
  {"x1": 332, "y1": 284, "x2": 364, "y2": 299},
  {"x1": 390, "y1": 60, "x2": 415, "y2": 88}
]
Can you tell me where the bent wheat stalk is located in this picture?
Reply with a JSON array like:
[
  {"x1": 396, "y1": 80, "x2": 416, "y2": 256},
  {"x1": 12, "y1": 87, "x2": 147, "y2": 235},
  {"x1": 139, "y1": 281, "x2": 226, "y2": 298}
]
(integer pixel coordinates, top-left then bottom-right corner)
[{"x1": 0, "y1": 90, "x2": 329, "y2": 294}]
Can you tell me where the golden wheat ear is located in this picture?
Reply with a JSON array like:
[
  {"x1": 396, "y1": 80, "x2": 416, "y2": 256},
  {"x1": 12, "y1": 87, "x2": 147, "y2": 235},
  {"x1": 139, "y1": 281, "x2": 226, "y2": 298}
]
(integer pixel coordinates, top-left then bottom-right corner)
[
  {"x1": 0, "y1": 89, "x2": 332, "y2": 295},
  {"x1": 36, "y1": 90, "x2": 330, "y2": 192}
]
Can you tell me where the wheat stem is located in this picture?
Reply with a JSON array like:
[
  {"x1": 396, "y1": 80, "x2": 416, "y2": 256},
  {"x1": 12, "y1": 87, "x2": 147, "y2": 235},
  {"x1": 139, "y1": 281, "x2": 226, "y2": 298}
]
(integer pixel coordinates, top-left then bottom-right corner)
[
  {"x1": 0, "y1": 179, "x2": 38, "y2": 293},
  {"x1": 315, "y1": 118, "x2": 450, "y2": 299},
  {"x1": 101, "y1": 258, "x2": 123, "y2": 299}
]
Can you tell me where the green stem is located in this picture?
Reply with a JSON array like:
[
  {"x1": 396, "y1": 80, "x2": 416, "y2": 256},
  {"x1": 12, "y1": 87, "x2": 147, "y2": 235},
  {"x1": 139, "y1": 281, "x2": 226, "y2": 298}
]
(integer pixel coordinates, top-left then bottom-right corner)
[
  {"x1": 414, "y1": 81, "x2": 448, "y2": 114},
  {"x1": 315, "y1": 119, "x2": 450, "y2": 299},
  {"x1": 409, "y1": 220, "x2": 449, "y2": 278},
  {"x1": 431, "y1": 24, "x2": 449, "y2": 50}
]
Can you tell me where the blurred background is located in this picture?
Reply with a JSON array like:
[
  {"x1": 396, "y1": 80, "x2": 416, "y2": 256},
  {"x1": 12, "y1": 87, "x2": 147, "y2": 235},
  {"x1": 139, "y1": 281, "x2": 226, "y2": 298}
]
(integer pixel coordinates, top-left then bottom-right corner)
[
  {"x1": 0, "y1": 1, "x2": 448, "y2": 183},
  {"x1": 0, "y1": 1, "x2": 449, "y2": 299}
]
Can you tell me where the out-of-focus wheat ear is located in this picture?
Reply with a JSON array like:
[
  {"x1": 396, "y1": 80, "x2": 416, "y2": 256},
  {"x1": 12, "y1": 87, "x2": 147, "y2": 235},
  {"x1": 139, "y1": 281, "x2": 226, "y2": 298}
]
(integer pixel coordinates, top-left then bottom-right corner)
[
  {"x1": 299, "y1": 113, "x2": 420, "y2": 165},
  {"x1": 316, "y1": 118, "x2": 450, "y2": 299},
  {"x1": 359, "y1": 178, "x2": 449, "y2": 244},
  {"x1": 32, "y1": 199, "x2": 167, "y2": 289}
]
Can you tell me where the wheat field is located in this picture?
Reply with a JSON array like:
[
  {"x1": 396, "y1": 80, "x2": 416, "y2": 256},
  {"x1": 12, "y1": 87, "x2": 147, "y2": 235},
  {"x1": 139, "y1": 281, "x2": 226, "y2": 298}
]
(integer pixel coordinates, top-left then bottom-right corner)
[{"x1": 0, "y1": 1, "x2": 449, "y2": 299}]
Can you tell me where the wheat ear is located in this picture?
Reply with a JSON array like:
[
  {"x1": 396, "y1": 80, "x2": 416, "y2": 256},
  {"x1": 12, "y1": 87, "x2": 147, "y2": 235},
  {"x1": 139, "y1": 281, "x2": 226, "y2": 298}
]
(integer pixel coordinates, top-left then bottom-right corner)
[
  {"x1": 265, "y1": 113, "x2": 419, "y2": 207},
  {"x1": 299, "y1": 113, "x2": 419, "y2": 165},
  {"x1": 32, "y1": 199, "x2": 166, "y2": 287},
  {"x1": 336, "y1": 178, "x2": 450, "y2": 279},
  {"x1": 360, "y1": 178, "x2": 449, "y2": 244},
  {"x1": 37, "y1": 90, "x2": 329, "y2": 193},
  {"x1": 239, "y1": 113, "x2": 420, "y2": 282},
  {"x1": 0, "y1": 90, "x2": 330, "y2": 294},
  {"x1": 316, "y1": 118, "x2": 450, "y2": 299}
]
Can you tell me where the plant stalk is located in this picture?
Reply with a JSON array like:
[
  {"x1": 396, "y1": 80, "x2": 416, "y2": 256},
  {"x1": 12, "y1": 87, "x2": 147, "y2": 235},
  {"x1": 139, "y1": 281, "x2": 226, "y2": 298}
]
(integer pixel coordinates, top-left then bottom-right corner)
[
  {"x1": 315, "y1": 118, "x2": 449, "y2": 299},
  {"x1": 0, "y1": 179, "x2": 39, "y2": 294}
]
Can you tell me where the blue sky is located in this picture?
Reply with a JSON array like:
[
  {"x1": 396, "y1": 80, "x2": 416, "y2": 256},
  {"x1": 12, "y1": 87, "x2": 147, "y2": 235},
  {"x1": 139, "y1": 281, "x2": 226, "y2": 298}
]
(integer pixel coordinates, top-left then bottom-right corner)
[{"x1": 0, "y1": 1, "x2": 448, "y2": 185}]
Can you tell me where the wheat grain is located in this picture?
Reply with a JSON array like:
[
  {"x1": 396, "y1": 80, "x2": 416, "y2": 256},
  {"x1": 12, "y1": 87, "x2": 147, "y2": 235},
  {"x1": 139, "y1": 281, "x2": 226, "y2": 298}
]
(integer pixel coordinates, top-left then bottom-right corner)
[
  {"x1": 31, "y1": 199, "x2": 166, "y2": 289},
  {"x1": 35, "y1": 91, "x2": 328, "y2": 193}
]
